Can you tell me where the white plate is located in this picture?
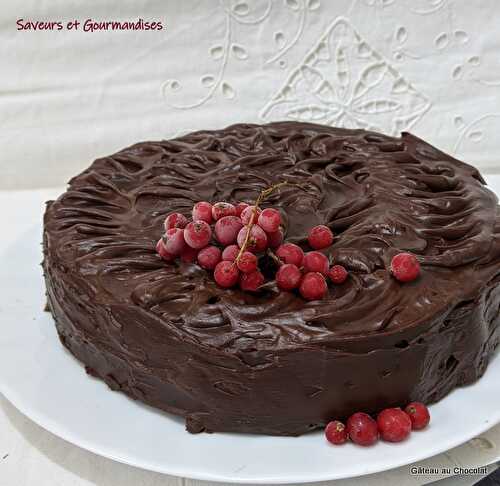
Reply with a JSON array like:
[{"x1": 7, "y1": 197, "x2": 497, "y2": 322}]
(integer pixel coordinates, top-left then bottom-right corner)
[{"x1": 1, "y1": 179, "x2": 500, "y2": 484}]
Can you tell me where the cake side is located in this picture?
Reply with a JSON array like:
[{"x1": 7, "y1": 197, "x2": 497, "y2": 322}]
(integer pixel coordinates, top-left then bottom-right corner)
[
  {"x1": 44, "y1": 258, "x2": 500, "y2": 435},
  {"x1": 42, "y1": 122, "x2": 500, "y2": 435}
]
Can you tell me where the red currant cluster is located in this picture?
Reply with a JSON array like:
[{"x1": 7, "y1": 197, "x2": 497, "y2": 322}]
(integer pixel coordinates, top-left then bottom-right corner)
[
  {"x1": 325, "y1": 402, "x2": 430, "y2": 446},
  {"x1": 156, "y1": 180, "x2": 422, "y2": 297},
  {"x1": 155, "y1": 196, "x2": 353, "y2": 298},
  {"x1": 156, "y1": 197, "x2": 422, "y2": 297},
  {"x1": 156, "y1": 201, "x2": 280, "y2": 290}
]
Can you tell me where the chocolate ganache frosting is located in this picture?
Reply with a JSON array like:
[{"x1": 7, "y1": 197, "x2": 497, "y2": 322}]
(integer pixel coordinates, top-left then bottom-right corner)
[{"x1": 43, "y1": 122, "x2": 500, "y2": 435}]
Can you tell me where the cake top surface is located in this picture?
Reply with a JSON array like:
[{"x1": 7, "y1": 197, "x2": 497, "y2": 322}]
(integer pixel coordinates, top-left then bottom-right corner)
[{"x1": 44, "y1": 122, "x2": 500, "y2": 357}]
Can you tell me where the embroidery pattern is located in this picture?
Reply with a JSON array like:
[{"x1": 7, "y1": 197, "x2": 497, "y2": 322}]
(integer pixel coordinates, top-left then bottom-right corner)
[{"x1": 260, "y1": 17, "x2": 431, "y2": 135}]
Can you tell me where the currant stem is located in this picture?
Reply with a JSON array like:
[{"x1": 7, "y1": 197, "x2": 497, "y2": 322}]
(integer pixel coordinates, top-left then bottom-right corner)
[{"x1": 235, "y1": 181, "x2": 290, "y2": 263}]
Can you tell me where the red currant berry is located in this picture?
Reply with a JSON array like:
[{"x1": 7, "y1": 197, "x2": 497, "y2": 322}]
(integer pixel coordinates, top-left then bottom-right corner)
[
  {"x1": 184, "y1": 221, "x2": 212, "y2": 249},
  {"x1": 391, "y1": 252, "x2": 420, "y2": 282},
  {"x1": 404, "y1": 402, "x2": 430, "y2": 430},
  {"x1": 276, "y1": 264, "x2": 302, "y2": 291},
  {"x1": 236, "y1": 251, "x2": 258, "y2": 273},
  {"x1": 212, "y1": 202, "x2": 236, "y2": 221},
  {"x1": 346, "y1": 412, "x2": 379, "y2": 447},
  {"x1": 235, "y1": 202, "x2": 249, "y2": 217},
  {"x1": 237, "y1": 225, "x2": 268, "y2": 253},
  {"x1": 267, "y1": 228, "x2": 284, "y2": 248},
  {"x1": 377, "y1": 408, "x2": 412, "y2": 442},
  {"x1": 192, "y1": 201, "x2": 213, "y2": 224},
  {"x1": 258, "y1": 208, "x2": 281, "y2": 233},
  {"x1": 222, "y1": 244, "x2": 239, "y2": 261},
  {"x1": 240, "y1": 270, "x2": 265, "y2": 292},
  {"x1": 214, "y1": 215, "x2": 243, "y2": 246},
  {"x1": 163, "y1": 228, "x2": 186, "y2": 255},
  {"x1": 276, "y1": 243, "x2": 304, "y2": 266},
  {"x1": 299, "y1": 272, "x2": 327, "y2": 301},
  {"x1": 308, "y1": 225, "x2": 334, "y2": 250},
  {"x1": 213, "y1": 261, "x2": 239, "y2": 288},
  {"x1": 240, "y1": 205, "x2": 261, "y2": 225},
  {"x1": 156, "y1": 239, "x2": 175, "y2": 262},
  {"x1": 164, "y1": 212, "x2": 188, "y2": 231},
  {"x1": 303, "y1": 251, "x2": 329, "y2": 275},
  {"x1": 329, "y1": 264, "x2": 348, "y2": 284},
  {"x1": 197, "y1": 246, "x2": 222, "y2": 270},
  {"x1": 180, "y1": 246, "x2": 199, "y2": 263},
  {"x1": 325, "y1": 420, "x2": 348, "y2": 445}
]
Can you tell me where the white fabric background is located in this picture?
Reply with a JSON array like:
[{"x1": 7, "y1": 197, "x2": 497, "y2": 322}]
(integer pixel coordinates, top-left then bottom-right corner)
[{"x1": 1, "y1": 0, "x2": 500, "y2": 189}]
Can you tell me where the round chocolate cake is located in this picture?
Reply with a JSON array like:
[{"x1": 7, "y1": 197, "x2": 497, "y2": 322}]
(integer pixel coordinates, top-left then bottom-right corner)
[{"x1": 43, "y1": 122, "x2": 500, "y2": 436}]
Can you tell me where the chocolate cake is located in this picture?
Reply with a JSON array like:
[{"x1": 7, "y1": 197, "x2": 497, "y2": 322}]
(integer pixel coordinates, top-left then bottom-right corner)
[{"x1": 42, "y1": 122, "x2": 500, "y2": 436}]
